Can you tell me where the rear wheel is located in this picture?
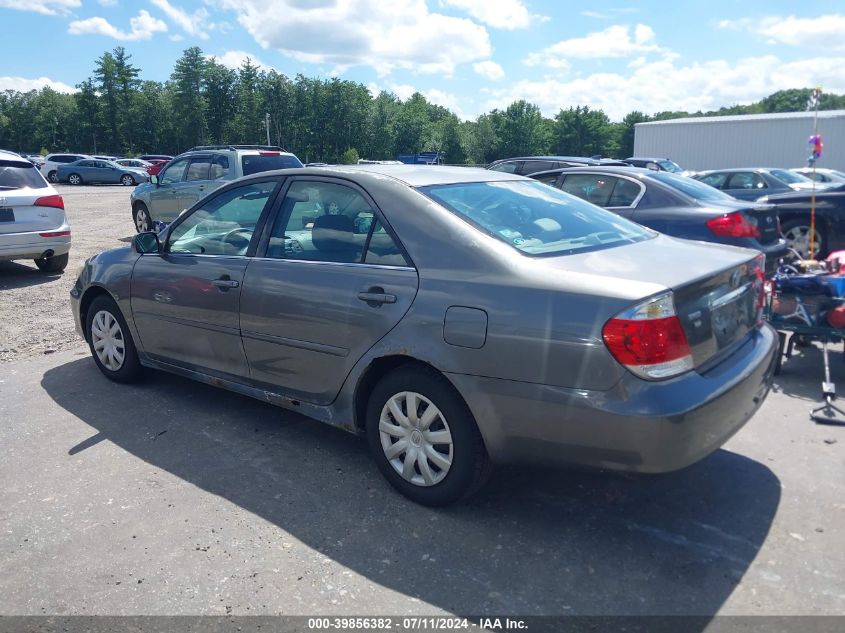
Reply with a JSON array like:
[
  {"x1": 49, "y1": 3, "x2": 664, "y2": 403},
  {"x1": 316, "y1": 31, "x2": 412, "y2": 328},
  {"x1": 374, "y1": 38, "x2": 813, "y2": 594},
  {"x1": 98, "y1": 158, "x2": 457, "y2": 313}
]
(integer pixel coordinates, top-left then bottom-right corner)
[
  {"x1": 34, "y1": 252, "x2": 68, "y2": 273},
  {"x1": 47, "y1": 170, "x2": 58, "y2": 183},
  {"x1": 782, "y1": 218, "x2": 826, "y2": 259},
  {"x1": 365, "y1": 365, "x2": 492, "y2": 506},
  {"x1": 121, "y1": 174, "x2": 136, "y2": 186},
  {"x1": 85, "y1": 295, "x2": 142, "y2": 383},
  {"x1": 68, "y1": 173, "x2": 82, "y2": 185},
  {"x1": 134, "y1": 203, "x2": 152, "y2": 233}
]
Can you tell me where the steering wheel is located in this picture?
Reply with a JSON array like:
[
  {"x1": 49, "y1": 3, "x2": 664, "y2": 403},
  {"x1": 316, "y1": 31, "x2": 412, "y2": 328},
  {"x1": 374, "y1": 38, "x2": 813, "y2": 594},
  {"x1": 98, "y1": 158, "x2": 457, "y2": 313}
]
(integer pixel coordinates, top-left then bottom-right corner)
[{"x1": 219, "y1": 227, "x2": 253, "y2": 253}]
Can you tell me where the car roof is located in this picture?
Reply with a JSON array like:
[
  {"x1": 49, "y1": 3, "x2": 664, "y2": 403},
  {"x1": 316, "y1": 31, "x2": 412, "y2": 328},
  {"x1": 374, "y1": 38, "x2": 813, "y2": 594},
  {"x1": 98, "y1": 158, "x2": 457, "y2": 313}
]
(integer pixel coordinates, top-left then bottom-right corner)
[
  {"x1": 0, "y1": 149, "x2": 34, "y2": 164},
  {"x1": 626, "y1": 157, "x2": 670, "y2": 161},
  {"x1": 243, "y1": 164, "x2": 525, "y2": 187},
  {"x1": 695, "y1": 167, "x2": 779, "y2": 174},
  {"x1": 530, "y1": 165, "x2": 654, "y2": 179}
]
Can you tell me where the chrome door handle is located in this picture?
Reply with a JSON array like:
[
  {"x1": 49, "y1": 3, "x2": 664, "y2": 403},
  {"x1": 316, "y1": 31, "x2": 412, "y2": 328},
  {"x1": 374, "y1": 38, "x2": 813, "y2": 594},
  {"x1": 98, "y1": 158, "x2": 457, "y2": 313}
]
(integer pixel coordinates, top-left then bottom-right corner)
[
  {"x1": 212, "y1": 278, "x2": 240, "y2": 289},
  {"x1": 358, "y1": 291, "x2": 396, "y2": 304}
]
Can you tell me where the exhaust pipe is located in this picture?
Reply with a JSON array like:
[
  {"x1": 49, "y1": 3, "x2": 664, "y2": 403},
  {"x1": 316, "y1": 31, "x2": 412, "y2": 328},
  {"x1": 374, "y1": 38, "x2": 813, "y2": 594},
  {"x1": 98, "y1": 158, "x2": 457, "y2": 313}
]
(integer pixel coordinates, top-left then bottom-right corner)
[{"x1": 40, "y1": 249, "x2": 54, "y2": 260}]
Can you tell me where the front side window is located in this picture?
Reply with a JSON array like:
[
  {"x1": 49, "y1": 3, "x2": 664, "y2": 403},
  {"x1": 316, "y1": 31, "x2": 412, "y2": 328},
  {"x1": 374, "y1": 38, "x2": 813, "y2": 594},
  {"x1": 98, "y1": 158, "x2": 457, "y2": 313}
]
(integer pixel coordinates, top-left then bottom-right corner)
[
  {"x1": 186, "y1": 157, "x2": 212, "y2": 181},
  {"x1": 266, "y1": 181, "x2": 378, "y2": 263},
  {"x1": 160, "y1": 158, "x2": 189, "y2": 185},
  {"x1": 419, "y1": 180, "x2": 653, "y2": 257},
  {"x1": 77, "y1": 160, "x2": 94, "y2": 168},
  {"x1": 166, "y1": 182, "x2": 276, "y2": 256}
]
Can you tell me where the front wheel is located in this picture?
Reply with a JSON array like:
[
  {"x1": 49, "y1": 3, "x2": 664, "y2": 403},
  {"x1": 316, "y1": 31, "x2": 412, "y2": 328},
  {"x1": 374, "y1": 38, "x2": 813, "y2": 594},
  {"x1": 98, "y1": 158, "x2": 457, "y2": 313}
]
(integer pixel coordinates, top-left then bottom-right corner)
[
  {"x1": 781, "y1": 218, "x2": 826, "y2": 259},
  {"x1": 366, "y1": 366, "x2": 491, "y2": 506},
  {"x1": 85, "y1": 295, "x2": 143, "y2": 383},
  {"x1": 68, "y1": 173, "x2": 83, "y2": 185},
  {"x1": 121, "y1": 174, "x2": 136, "y2": 186},
  {"x1": 47, "y1": 170, "x2": 58, "y2": 183}
]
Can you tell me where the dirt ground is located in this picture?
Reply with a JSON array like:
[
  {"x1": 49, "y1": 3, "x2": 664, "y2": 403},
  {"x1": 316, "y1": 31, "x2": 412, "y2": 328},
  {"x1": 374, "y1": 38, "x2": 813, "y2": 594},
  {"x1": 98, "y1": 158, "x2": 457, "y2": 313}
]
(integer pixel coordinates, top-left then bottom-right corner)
[{"x1": 0, "y1": 184, "x2": 136, "y2": 363}]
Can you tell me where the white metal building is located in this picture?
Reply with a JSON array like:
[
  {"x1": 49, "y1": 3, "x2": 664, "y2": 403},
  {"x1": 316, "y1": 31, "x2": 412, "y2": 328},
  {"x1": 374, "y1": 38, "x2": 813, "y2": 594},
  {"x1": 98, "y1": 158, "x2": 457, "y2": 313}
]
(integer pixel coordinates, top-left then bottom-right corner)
[{"x1": 633, "y1": 110, "x2": 845, "y2": 172}]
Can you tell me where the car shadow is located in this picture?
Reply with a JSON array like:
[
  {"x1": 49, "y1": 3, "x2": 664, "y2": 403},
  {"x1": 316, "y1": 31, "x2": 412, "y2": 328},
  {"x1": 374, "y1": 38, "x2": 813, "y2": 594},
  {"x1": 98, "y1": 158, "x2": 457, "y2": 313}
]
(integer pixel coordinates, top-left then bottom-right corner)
[
  {"x1": 771, "y1": 335, "x2": 845, "y2": 403},
  {"x1": 42, "y1": 358, "x2": 781, "y2": 618},
  {"x1": 0, "y1": 261, "x2": 62, "y2": 289}
]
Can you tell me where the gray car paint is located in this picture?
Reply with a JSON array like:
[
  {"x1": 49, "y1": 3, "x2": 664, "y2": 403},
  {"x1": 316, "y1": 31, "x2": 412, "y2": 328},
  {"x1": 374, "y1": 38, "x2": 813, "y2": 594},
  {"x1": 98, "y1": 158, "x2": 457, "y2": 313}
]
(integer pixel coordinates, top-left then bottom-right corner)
[{"x1": 72, "y1": 165, "x2": 777, "y2": 472}]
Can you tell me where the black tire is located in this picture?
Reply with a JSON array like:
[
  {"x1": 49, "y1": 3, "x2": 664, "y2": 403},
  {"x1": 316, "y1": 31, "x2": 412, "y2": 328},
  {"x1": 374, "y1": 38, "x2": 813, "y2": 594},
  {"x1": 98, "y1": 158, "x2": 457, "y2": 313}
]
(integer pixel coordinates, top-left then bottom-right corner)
[
  {"x1": 133, "y1": 203, "x2": 152, "y2": 233},
  {"x1": 34, "y1": 252, "x2": 68, "y2": 273},
  {"x1": 121, "y1": 174, "x2": 136, "y2": 186},
  {"x1": 68, "y1": 173, "x2": 83, "y2": 185},
  {"x1": 365, "y1": 365, "x2": 492, "y2": 506},
  {"x1": 781, "y1": 218, "x2": 826, "y2": 259},
  {"x1": 47, "y1": 170, "x2": 58, "y2": 183},
  {"x1": 85, "y1": 294, "x2": 143, "y2": 383}
]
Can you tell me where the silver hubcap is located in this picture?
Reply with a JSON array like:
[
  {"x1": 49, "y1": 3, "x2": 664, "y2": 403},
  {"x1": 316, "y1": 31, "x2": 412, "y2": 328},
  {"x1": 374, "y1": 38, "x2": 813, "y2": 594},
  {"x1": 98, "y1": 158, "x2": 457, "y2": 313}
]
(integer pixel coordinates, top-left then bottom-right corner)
[
  {"x1": 70, "y1": 175, "x2": 80, "y2": 184},
  {"x1": 91, "y1": 310, "x2": 125, "y2": 371},
  {"x1": 379, "y1": 391, "x2": 453, "y2": 487},
  {"x1": 784, "y1": 225, "x2": 821, "y2": 258},
  {"x1": 122, "y1": 176, "x2": 132, "y2": 185},
  {"x1": 135, "y1": 210, "x2": 149, "y2": 232}
]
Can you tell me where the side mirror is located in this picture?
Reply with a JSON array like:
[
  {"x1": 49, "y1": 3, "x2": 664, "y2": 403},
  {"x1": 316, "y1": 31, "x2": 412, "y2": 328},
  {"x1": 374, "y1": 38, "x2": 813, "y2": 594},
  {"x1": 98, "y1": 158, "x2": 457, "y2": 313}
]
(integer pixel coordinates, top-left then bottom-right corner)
[
  {"x1": 150, "y1": 174, "x2": 159, "y2": 185},
  {"x1": 133, "y1": 232, "x2": 161, "y2": 254}
]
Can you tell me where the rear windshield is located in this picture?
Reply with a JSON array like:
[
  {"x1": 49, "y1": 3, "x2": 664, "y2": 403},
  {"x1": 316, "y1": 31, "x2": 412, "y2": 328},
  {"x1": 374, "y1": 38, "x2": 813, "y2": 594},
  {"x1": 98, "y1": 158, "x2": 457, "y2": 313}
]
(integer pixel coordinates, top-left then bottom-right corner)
[
  {"x1": 241, "y1": 153, "x2": 303, "y2": 176},
  {"x1": 658, "y1": 160, "x2": 683, "y2": 173},
  {"x1": 650, "y1": 171, "x2": 735, "y2": 201},
  {"x1": 418, "y1": 180, "x2": 654, "y2": 257},
  {"x1": 0, "y1": 160, "x2": 48, "y2": 190},
  {"x1": 771, "y1": 169, "x2": 810, "y2": 184}
]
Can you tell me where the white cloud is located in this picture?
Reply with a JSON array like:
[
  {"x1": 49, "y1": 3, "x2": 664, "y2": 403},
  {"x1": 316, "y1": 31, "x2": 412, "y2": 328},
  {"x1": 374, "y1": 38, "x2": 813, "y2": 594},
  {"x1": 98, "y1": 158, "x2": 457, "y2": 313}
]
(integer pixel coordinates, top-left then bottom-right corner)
[
  {"x1": 216, "y1": 0, "x2": 491, "y2": 77},
  {"x1": 97, "y1": 0, "x2": 118, "y2": 6},
  {"x1": 68, "y1": 10, "x2": 168, "y2": 41},
  {"x1": 580, "y1": 7, "x2": 639, "y2": 20},
  {"x1": 526, "y1": 23, "x2": 666, "y2": 65},
  {"x1": 484, "y1": 55, "x2": 845, "y2": 121},
  {"x1": 424, "y1": 88, "x2": 469, "y2": 120},
  {"x1": 0, "y1": 76, "x2": 76, "y2": 93},
  {"x1": 439, "y1": 0, "x2": 543, "y2": 30},
  {"x1": 719, "y1": 14, "x2": 845, "y2": 51},
  {"x1": 473, "y1": 60, "x2": 505, "y2": 80},
  {"x1": 206, "y1": 50, "x2": 275, "y2": 72},
  {"x1": 150, "y1": 0, "x2": 210, "y2": 39},
  {"x1": 169, "y1": 34, "x2": 184, "y2": 41},
  {"x1": 0, "y1": 0, "x2": 79, "y2": 15}
]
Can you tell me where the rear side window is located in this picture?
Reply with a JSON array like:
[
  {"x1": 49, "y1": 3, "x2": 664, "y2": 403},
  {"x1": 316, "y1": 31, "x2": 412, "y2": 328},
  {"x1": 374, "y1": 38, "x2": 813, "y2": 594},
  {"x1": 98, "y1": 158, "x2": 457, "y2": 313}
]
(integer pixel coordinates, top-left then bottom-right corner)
[
  {"x1": 697, "y1": 173, "x2": 728, "y2": 189},
  {"x1": 209, "y1": 155, "x2": 229, "y2": 179},
  {"x1": 0, "y1": 160, "x2": 48, "y2": 189},
  {"x1": 520, "y1": 160, "x2": 555, "y2": 175},
  {"x1": 241, "y1": 154, "x2": 303, "y2": 176},
  {"x1": 186, "y1": 157, "x2": 212, "y2": 181},
  {"x1": 727, "y1": 172, "x2": 766, "y2": 190},
  {"x1": 489, "y1": 161, "x2": 519, "y2": 173}
]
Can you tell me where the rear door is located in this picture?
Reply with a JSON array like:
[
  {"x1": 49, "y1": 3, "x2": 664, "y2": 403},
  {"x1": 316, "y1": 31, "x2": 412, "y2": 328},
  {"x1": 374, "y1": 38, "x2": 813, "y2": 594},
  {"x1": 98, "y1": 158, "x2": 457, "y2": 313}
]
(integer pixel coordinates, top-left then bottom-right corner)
[
  {"x1": 131, "y1": 179, "x2": 279, "y2": 379},
  {"x1": 239, "y1": 177, "x2": 419, "y2": 404}
]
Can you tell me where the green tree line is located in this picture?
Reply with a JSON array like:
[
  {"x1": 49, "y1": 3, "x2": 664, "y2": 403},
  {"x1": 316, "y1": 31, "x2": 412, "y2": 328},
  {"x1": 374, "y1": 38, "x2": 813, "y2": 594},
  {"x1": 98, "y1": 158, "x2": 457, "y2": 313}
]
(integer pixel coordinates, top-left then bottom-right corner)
[{"x1": 2, "y1": 46, "x2": 844, "y2": 164}]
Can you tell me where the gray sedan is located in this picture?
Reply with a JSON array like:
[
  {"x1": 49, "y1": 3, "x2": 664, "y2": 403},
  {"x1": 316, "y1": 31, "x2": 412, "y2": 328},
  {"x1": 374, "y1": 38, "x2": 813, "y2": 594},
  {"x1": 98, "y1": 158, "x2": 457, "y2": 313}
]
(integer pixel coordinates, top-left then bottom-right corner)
[
  {"x1": 57, "y1": 159, "x2": 149, "y2": 186},
  {"x1": 70, "y1": 166, "x2": 777, "y2": 505}
]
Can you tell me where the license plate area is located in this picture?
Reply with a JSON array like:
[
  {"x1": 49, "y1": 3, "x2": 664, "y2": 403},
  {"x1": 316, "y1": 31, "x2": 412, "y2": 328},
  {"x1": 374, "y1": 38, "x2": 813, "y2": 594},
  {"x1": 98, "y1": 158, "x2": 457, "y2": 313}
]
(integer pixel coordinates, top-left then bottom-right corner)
[
  {"x1": 711, "y1": 284, "x2": 753, "y2": 347},
  {"x1": 0, "y1": 208, "x2": 14, "y2": 222}
]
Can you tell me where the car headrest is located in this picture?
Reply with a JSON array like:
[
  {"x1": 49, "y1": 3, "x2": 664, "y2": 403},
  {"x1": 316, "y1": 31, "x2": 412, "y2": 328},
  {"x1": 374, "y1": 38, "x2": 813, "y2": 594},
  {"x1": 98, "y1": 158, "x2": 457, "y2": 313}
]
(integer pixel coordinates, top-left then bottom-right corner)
[{"x1": 312, "y1": 214, "x2": 357, "y2": 253}]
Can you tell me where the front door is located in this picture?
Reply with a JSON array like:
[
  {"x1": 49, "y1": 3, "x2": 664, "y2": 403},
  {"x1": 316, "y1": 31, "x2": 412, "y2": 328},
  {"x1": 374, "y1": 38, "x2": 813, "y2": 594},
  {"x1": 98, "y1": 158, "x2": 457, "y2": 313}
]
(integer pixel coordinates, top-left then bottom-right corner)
[
  {"x1": 131, "y1": 180, "x2": 279, "y2": 379},
  {"x1": 148, "y1": 157, "x2": 190, "y2": 223},
  {"x1": 239, "y1": 178, "x2": 419, "y2": 404}
]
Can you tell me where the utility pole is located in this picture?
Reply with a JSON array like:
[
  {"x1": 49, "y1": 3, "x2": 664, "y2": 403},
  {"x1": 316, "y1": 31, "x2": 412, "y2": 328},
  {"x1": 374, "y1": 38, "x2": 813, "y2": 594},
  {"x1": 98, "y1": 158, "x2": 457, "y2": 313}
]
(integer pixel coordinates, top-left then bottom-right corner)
[{"x1": 265, "y1": 113, "x2": 271, "y2": 146}]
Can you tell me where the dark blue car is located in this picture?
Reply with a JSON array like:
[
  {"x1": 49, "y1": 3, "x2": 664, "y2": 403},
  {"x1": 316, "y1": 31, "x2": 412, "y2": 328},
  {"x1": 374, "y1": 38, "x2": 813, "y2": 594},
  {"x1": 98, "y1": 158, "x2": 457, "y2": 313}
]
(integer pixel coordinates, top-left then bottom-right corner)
[{"x1": 530, "y1": 166, "x2": 787, "y2": 272}]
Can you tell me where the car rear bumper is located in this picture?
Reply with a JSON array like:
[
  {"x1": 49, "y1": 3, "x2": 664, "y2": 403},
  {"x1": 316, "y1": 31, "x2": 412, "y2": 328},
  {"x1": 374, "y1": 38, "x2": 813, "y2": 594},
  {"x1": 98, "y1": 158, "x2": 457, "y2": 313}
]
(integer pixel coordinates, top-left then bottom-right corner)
[
  {"x1": 0, "y1": 230, "x2": 71, "y2": 262},
  {"x1": 447, "y1": 324, "x2": 778, "y2": 472}
]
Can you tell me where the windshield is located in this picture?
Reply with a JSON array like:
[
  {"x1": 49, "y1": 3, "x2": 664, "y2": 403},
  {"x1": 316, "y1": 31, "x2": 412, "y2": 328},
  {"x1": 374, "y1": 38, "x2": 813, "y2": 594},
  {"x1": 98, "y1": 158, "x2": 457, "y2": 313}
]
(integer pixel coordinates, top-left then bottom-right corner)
[
  {"x1": 0, "y1": 160, "x2": 48, "y2": 190},
  {"x1": 658, "y1": 160, "x2": 683, "y2": 173},
  {"x1": 771, "y1": 169, "x2": 811, "y2": 184},
  {"x1": 241, "y1": 153, "x2": 303, "y2": 176},
  {"x1": 650, "y1": 171, "x2": 735, "y2": 201},
  {"x1": 418, "y1": 180, "x2": 654, "y2": 256}
]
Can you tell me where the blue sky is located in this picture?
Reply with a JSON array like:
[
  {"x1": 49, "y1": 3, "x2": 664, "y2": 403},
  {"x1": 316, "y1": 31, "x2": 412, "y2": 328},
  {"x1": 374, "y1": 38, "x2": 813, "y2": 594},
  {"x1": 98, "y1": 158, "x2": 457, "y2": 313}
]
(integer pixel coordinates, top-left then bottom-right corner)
[{"x1": 3, "y1": 0, "x2": 844, "y2": 121}]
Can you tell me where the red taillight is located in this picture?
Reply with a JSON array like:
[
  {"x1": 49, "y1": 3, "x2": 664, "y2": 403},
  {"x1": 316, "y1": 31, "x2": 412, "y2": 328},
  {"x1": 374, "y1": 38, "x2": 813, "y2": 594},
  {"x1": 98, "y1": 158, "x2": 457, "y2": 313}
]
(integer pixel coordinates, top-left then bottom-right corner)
[
  {"x1": 602, "y1": 293, "x2": 693, "y2": 380},
  {"x1": 34, "y1": 194, "x2": 64, "y2": 210},
  {"x1": 753, "y1": 254, "x2": 766, "y2": 325},
  {"x1": 706, "y1": 212, "x2": 760, "y2": 238},
  {"x1": 39, "y1": 230, "x2": 71, "y2": 237}
]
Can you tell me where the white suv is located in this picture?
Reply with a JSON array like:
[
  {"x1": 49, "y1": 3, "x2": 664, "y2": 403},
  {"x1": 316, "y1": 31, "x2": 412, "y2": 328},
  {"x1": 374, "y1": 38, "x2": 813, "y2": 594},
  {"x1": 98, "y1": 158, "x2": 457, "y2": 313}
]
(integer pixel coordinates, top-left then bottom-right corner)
[
  {"x1": 41, "y1": 153, "x2": 92, "y2": 184},
  {"x1": 0, "y1": 149, "x2": 70, "y2": 272}
]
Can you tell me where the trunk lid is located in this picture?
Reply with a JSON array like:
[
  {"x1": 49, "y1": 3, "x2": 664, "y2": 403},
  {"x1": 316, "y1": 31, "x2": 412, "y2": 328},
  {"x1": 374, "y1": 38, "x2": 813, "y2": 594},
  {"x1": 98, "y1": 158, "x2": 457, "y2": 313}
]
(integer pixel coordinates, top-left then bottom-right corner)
[
  {"x1": 0, "y1": 191, "x2": 65, "y2": 235},
  {"x1": 537, "y1": 234, "x2": 763, "y2": 370}
]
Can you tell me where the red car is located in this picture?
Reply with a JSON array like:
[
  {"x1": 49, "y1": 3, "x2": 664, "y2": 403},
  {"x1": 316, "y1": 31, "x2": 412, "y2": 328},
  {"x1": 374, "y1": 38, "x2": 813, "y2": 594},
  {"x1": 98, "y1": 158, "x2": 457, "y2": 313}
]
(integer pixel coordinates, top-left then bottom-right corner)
[{"x1": 145, "y1": 159, "x2": 169, "y2": 176}]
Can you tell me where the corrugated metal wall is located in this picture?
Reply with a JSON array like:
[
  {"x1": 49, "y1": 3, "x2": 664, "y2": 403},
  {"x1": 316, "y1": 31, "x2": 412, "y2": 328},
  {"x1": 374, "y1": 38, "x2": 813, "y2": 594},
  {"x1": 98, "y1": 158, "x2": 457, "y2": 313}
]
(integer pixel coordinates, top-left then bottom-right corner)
[{"x1": 633, "y1": 112, "x2": 845, "y2": 172}]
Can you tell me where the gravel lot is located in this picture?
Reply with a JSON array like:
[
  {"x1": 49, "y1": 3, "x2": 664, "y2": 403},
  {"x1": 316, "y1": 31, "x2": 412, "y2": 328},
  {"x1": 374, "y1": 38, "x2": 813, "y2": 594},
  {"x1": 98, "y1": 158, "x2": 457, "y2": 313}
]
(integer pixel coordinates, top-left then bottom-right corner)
[
  {"x1": 0, "y1": 185, "x2": 843, "y2": 619},
  {"x1": 0, "y1": 185, "x2": 135, "y2": 362}
]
